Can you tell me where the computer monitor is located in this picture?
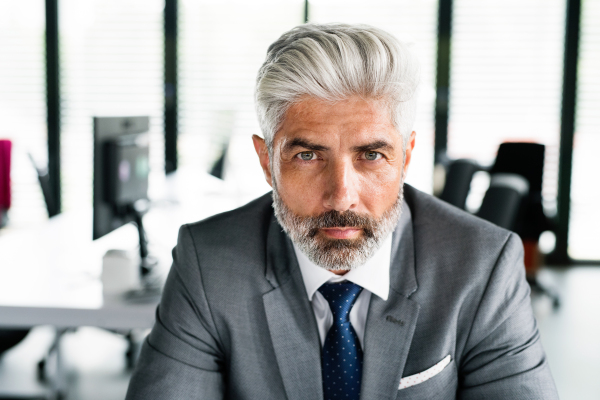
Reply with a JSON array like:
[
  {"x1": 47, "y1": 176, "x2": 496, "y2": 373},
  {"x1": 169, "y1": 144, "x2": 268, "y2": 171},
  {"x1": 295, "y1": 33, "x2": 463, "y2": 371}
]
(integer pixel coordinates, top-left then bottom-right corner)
[{"x1": 93, "y1": 116, "x2": 154, "y2": 275}]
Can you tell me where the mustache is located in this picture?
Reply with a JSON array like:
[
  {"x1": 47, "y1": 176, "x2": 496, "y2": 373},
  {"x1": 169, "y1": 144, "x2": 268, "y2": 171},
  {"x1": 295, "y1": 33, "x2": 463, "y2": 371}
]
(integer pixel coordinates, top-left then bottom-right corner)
[{"x1": 304, "y1": 210, "x2": 377, "y2": 239}]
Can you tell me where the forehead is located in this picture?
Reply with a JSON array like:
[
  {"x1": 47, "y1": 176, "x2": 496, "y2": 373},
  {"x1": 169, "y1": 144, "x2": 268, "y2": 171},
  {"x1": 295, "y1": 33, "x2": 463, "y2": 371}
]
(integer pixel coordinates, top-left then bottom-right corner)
[{"x1": 276, "y1": 96, "x2": 398, "y2": 146}]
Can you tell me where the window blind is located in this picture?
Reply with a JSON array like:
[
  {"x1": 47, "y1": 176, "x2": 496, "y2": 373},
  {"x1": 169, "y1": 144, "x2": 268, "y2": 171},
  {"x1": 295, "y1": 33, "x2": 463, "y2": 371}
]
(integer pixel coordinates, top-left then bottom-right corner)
[
  {"x1": 178, "y1": 0, "x2": 303, "y2": 204},
  {"x1": 0, "y1": 0, "x2": 48, "y2": 230},
  {"x1": 448, "y1": 0, "x2": 566, "y2": 214},
  {"x1": 569, "y1": 0, "x2": 600, "y2": 260},
  {"x1": 309, "y1": 0, "x2": 439, "y2": 194},
  {"x1": 59, "y1": 0, "x2": 164, "y2": 215}
]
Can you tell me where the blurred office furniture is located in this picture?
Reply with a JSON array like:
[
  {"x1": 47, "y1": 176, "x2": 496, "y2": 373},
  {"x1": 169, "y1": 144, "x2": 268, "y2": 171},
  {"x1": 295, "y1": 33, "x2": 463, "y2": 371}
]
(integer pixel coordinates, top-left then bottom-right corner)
[
  {"x1": 437, "y1": 143, "x2": 560, "y2": 308},
  {"x1": 207, "y1": 110, "x2": 235, "y2": 180},
  {"x1": 0, "y1": 212, "x2": 159, "y2": 399},
  {"x1": 93, "y1": 116, "x2": 154, "y2": 278},
  {"x1": 0, "y1": 140, "x2": 11, "y2": 228},
  {"x1": 92, "y1": 116, "x2": 154, "y2": 369},
  {"x1": 490, "y1": 143, "x2": 559, "y2": 308},
  {"x1": 0, "y1": 166, "x2": 236, "y2": 399},
  {"x1": 490, "y1": 143, "x2": 550, "y2": 242},
  {"x1": 438, "y1": 158, "x2": 481, "y2": 210},
  {"x1": 476, "y1": 173, "x2": 529, "y2": 230},
  {"x1": 0, "y1": 140, "x2": 31, "y2": 392},
  {"x1": 1, "y1": 143, "x2": 48, "y2": 399},
  {"x1": 209, "y1": 144, "x2": 228, "y2": 180},
  {"x1": 0, "y1": 330, "x2": 29, "y2": 355},
  {"x1": 28, "y1": 154, "x2": 59, "y2": 218}
]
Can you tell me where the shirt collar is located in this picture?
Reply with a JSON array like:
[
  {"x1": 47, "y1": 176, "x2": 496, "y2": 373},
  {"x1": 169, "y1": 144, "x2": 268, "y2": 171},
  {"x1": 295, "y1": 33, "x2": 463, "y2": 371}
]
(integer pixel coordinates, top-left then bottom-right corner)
[{"x1": 293, "y1": 234, "x2": 393, "y2": 302}]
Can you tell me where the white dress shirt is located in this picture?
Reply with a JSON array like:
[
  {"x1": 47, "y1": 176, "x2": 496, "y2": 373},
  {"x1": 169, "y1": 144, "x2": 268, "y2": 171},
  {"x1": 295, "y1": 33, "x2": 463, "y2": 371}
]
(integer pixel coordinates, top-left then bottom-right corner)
[{"x1": 293, "y1": 235, "x2": 392, "y2": 349}]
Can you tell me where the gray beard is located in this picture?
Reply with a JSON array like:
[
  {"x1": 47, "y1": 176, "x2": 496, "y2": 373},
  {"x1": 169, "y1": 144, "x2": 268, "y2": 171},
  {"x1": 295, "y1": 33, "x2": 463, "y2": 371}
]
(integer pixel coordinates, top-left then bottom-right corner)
[{"x1": 272, "y1": 183, "x2": 404, "y2": 271}]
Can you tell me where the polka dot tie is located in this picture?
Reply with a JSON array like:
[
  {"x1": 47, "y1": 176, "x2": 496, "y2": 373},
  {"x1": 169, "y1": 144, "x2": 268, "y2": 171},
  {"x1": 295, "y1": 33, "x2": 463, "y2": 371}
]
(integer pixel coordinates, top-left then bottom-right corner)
[{"x1": 318, "y1": 281, "x2": 364, "y2": 400}]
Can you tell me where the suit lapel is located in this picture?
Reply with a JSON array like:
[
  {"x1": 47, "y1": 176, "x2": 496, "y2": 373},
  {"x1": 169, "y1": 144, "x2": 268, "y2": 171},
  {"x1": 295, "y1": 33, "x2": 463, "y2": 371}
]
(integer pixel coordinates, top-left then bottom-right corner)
[
  {"x1": 361, "y1": 198, "x2": 421, "y2": 399},
  {"x1": 360, "y1": 290, "x2": 420, "y2": 398},
  {"x1": 263, "y1": 215, "x2": 323, "y2": 400}
]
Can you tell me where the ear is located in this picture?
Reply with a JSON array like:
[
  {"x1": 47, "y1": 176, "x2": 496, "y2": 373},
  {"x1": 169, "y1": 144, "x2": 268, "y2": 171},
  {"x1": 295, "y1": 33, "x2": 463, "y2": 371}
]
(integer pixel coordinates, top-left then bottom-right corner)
[
  {"x1": 252, "y1": 134, "x2": 273, "y2": 187},
  {"x1": 402, "y1": 131, "x2": 417, "y2": 177}
]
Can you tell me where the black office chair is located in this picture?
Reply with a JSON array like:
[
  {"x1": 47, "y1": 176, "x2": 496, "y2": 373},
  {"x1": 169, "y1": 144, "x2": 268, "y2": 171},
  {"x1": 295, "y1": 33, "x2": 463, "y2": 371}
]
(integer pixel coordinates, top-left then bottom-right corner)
[
  {"x1": 476, "y1": 173, "x2": 529, "y2": 230},
  {"x1": 439, "y1": 159, "x2": 481, "y2": 210},
  {"x1": 490, "y1": 143, "x2": 559, "y2": 308}
]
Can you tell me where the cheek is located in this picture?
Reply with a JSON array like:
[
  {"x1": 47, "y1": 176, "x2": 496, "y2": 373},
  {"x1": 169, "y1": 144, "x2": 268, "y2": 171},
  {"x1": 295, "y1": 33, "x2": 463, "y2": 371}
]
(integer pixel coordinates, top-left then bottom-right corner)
[
  {"x1": 275, "y1": 161, "x2": 326, "y2": 213},
  {"x1": 357, "y1": 165, "x2": 403, "y2": 210}
]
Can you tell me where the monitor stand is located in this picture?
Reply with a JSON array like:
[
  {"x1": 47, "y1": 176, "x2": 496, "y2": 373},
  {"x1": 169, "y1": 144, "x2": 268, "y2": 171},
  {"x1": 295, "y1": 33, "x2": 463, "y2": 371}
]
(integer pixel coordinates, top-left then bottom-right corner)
[
  {"x1": 132, "y1": 207, "x2": 155, "y2": 277},
  {"x1": 123, "y1": 204, "x2": 162, "y2": 302}
]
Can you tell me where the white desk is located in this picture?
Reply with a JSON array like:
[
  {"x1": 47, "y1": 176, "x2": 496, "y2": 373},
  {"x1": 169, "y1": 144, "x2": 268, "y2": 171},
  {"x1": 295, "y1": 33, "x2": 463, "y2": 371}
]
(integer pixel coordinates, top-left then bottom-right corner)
[{"x1": 0, "y1": 169, "x2": 269, "y2": 330}]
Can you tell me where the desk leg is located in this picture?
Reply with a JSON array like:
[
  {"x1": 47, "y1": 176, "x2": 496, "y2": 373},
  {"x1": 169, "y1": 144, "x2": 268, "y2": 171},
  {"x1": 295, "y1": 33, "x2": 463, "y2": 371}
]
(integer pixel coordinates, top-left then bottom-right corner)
[{"x1": 49, "y1": 328, "x2": 68, "y2": 400}]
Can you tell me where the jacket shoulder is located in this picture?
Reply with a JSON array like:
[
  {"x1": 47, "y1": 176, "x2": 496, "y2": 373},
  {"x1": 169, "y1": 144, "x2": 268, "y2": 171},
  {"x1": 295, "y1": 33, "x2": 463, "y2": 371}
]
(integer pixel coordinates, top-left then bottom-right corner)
[
  {"x1": 177, "y1": 192, "x2": 275, "y2": 288},
  {"x1": 184, "y1": 191, "x2": 274, "y2": 244},
  {"x1": 404, "y1": 184, "x2": 512, "y2": 248},
  {"x1": 403, "y1": 185, "x2": 519, "y2": 287}
]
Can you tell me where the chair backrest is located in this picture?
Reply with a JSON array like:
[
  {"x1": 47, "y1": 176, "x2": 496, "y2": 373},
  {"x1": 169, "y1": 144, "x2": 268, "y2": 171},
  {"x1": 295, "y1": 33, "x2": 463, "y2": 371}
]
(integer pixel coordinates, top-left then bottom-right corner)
[
  {"x1": 476, "y1": 173, "x2": 529, "y2": 231},
  {"x1": 439, "y1": 159, "x2": 480, "y2": 210},
  {"x1": 491, "y1": 142, "x2": 544, "y2": 194},
  {"x1": 490, "y1": 142, "x2": 548, "y2": 238}
]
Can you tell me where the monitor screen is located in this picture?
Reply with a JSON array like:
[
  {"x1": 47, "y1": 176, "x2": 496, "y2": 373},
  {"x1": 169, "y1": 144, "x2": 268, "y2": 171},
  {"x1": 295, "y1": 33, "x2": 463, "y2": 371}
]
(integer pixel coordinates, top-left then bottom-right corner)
[
  {"x1": 93, "y1": 116, "x2": 150, "y2": 240},
  {"x1": 103, "y1": 135, "x2": 149, "y2": 207}
]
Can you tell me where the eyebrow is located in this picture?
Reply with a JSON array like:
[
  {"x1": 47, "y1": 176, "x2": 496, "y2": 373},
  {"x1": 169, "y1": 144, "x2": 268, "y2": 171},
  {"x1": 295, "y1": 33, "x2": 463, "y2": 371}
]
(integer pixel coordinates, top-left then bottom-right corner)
[
  {"x1": 352, "y1": 140, "x2": 394, "y2": 153},
  {"x1": 283, "y1": 138, "x2": 329, "y2": 152}
]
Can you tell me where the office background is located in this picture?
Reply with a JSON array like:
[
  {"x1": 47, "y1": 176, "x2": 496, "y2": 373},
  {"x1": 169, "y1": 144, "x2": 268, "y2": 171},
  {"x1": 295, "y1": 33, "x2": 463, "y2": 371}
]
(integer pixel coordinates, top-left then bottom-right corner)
[
  {"x1": 0, "y1": 0, "x2": 598, "y2": 399},
  {"x1": 1, "y1": 0, "x2": 598, "y2": 263}
]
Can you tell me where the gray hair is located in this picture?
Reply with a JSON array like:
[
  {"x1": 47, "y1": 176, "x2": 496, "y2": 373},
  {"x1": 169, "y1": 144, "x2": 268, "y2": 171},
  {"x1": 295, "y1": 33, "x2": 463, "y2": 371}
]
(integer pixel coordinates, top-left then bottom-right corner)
[{"x1": 255, "y1": 23, "x2": 420, "y2": 149}]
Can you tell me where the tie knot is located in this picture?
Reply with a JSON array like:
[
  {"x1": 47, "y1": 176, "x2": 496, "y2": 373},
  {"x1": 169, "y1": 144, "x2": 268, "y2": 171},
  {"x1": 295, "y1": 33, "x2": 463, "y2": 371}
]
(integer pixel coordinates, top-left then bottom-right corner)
[{"x1": 318, "y1": 281, "x2": 363, "y2": 323}]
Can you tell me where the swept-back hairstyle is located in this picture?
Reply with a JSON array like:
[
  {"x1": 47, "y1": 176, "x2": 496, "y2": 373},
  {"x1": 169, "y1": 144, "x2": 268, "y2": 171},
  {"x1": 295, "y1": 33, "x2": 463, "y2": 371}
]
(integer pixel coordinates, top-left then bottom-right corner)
[{"x1": 255, "y1": 23, "x2": 420, "y2": 149}]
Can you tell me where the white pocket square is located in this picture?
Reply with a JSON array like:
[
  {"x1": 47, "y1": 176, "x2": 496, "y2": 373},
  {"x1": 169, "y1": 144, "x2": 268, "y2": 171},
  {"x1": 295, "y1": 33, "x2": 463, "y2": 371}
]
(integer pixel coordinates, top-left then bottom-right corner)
[{"x1": 398, "y1": 355, "x2": 452, "y2": 390}]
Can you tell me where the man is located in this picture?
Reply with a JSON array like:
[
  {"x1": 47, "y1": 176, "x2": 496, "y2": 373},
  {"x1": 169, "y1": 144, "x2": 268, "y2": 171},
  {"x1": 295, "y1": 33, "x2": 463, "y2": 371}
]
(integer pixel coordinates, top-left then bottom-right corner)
[{"x1": 126, "y1": 24, "x2": 558, "y2": 399}]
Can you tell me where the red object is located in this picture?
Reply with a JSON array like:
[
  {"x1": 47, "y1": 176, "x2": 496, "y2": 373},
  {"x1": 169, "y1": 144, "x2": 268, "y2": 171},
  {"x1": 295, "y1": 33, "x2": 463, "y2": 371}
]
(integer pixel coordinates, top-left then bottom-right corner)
[
  {"x1": 0, "y1": 140, "x2": 11, "y2": 210},
  {"x1": 522, "y1": 239, "x2": 540, "y2": 278}
]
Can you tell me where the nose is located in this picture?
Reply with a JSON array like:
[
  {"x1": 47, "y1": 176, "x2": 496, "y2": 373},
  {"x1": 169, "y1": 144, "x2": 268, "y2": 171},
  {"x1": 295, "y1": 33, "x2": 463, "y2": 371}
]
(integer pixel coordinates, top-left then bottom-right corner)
[{"x1": 323, "y1": 158, "x2": 359, "y2": 212}]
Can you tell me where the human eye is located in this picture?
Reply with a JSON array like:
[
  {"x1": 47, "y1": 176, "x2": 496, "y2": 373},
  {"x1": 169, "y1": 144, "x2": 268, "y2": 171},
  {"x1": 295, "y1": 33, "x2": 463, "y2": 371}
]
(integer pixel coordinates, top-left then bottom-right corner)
[
  {"x1": 363, "y1": 151, "x2": 382, "y2": 161},
  {"x1": 296, "y1": 151, "x2": 317, "y2": 161}
]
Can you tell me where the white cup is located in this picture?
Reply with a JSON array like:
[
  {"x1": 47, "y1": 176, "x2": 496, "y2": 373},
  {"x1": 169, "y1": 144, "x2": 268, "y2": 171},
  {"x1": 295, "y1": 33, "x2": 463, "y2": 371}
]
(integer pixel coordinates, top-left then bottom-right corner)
[{"x1": 102, "y1": 249, "x2": 140, "y2": 294}]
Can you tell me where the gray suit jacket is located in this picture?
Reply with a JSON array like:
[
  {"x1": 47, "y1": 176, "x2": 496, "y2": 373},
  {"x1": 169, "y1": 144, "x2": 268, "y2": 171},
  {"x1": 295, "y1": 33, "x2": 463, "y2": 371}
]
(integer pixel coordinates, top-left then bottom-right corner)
[{"x1": 126, "y1": 185, "x2": 558, "y2": 399}]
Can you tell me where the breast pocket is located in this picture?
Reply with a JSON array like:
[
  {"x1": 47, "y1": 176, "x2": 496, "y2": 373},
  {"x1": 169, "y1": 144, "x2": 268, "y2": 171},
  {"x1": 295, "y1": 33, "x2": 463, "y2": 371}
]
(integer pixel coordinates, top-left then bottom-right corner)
[{"x1": 395, "y1": 360, "x2": 458, "y2": 400}]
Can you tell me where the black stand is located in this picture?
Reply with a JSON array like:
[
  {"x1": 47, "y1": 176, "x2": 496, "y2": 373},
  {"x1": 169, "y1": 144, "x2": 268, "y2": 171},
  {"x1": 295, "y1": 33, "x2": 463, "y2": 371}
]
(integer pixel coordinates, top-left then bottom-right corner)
[
  {"x1": 121, "y1": 203, "x2": 161, "y2": 302},
  {"x1": 131, "y1": 207, "x2": 154, "y2": 277}
]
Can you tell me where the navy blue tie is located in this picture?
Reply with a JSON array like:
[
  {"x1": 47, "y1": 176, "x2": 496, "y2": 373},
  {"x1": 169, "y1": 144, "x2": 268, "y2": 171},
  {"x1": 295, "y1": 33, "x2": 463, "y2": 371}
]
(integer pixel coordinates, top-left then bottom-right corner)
[{"x1": 318, "y1": 281, "x2": 364, "y2": 400}]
